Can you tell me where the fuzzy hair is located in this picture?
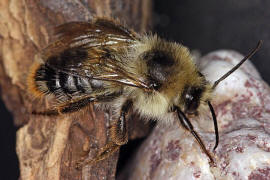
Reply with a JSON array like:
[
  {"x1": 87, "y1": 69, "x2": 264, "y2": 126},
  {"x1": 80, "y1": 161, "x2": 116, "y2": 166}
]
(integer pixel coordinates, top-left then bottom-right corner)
[
  {"x1": 27, "y1": 21, "x2": 213, "y2": 126},
  {"x1": 110, "y1": 35, "x2": 213, "y2": 125}
]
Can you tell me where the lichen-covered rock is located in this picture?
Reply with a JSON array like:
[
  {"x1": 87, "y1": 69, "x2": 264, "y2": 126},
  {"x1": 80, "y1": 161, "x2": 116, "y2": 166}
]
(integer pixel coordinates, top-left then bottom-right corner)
[{"x1": 125, "y1": 50, "x2": 270, "y2": 180}]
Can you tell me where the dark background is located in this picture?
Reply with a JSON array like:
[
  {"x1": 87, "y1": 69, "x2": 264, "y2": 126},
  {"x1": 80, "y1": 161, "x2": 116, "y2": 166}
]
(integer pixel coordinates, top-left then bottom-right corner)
[
  {"x1": 153, "y1": 0, "x2": 270, "y2": 83},
  {"x1": 1, "y1": 1, "x2": 270, "y2": 179}
]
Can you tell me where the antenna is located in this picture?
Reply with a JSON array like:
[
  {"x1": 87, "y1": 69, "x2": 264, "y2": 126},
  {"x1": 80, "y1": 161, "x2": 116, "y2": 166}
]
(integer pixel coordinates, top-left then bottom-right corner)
[{"x1": 212, "y1": 40, "x2": 263, "y2": 89}]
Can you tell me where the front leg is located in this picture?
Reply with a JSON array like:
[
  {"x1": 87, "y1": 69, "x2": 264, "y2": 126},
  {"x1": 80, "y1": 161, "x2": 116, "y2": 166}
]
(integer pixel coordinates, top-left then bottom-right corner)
[
  {"x1": 76, "y1": 100, "x2": 132, "y2": 169},
  {"x1": 175, "y1": 106, "x2": 215, "y2": 165}
]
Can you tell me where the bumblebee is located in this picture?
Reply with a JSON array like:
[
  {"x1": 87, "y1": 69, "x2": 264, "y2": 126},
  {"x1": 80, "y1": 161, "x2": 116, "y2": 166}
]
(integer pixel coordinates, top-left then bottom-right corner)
[{"x1": 27, "y1": 17, "x2": 262, "y2": 167}]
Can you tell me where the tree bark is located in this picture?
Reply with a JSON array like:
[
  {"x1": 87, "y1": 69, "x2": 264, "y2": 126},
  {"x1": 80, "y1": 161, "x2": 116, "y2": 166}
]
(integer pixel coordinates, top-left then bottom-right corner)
[{"x1": 0, "y1": 0, "x2": 152, "y2": 179}]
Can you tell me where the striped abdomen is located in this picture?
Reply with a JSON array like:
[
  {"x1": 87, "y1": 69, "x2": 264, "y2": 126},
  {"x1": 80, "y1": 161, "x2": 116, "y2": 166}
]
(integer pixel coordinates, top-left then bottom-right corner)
[{"x1": 30, "y1": 63, "x2": 103, "y2": 101}]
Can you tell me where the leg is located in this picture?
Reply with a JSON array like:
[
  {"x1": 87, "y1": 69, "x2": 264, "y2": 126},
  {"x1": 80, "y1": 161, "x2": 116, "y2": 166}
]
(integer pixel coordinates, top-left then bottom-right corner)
[
  {"x1": 76, "y1": 100, "x2": 132, "y2": 169},
  {"x1": 208, "y1": 101, "x2": 219, "y2": 150},
  {"x1": 32, "y1": 97, "x2": 94, "y2": 116},
  {"x1": 76, "y1": 141, "x2": 121, "y2": 169},
  {"x1": 175, "y1": 106, "x2": 215, "y2": 165},
  {"x1": 110, "y1": 100, "x2": 132, "y2": 145}
]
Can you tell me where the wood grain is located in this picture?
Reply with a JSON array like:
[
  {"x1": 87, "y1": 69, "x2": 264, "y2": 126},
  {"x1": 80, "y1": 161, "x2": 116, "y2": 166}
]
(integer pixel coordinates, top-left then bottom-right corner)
[{"x1": 0, "y1": 0, "x2": 152, "y2": 179}]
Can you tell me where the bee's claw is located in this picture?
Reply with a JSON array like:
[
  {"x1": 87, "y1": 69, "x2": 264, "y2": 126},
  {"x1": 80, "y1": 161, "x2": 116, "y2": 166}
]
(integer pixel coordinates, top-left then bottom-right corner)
[{"x1": 75, "y1": 142, "x2": 120, "y2": 170}]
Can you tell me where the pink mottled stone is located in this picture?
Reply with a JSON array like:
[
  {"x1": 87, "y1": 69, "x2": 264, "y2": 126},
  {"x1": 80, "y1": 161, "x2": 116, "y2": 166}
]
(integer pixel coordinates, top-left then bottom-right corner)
[{"x1": 125, "y1": 50, "x2": 270, "y2": 180}]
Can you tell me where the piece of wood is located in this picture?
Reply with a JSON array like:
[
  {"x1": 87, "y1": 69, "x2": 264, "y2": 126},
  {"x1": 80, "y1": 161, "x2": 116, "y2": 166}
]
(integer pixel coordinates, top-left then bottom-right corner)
[{"x1": 0, "y1": 0, "x2": 152, "y2": 179}]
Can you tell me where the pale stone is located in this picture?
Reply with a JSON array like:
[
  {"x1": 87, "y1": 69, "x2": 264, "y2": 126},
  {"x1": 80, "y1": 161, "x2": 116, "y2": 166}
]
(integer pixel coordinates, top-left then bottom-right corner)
[{"x1": 125, "y1": 50, "x2": 270, "y2": 180}]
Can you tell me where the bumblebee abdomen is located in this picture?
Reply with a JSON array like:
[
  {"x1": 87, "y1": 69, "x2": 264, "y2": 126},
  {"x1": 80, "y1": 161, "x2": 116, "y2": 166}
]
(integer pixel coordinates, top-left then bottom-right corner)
[{"x1": 29, "y1": 63, "x2": 102, "y2": 100}]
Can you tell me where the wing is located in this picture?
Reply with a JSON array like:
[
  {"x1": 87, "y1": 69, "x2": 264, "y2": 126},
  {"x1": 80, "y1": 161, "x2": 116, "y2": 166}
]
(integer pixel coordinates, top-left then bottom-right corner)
[{"x1": 41, "y1": 18, "x2": 151, "y2": 91}]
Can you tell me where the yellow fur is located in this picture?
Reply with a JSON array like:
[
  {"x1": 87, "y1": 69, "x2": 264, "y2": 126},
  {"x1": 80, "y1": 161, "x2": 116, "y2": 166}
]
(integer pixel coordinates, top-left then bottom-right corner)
[
  {"x1": 27, "y1": 19, "x2": 217, "y2": 166},
  {"x1": 121, "y1": 35, "x2": 213, "y2": 124},
  {"x1": 27, "y1": 19, "x2": 213, "y2": 125},
  {"x1": 27, "y1": 62, "x2": 45, "y2": 99}
]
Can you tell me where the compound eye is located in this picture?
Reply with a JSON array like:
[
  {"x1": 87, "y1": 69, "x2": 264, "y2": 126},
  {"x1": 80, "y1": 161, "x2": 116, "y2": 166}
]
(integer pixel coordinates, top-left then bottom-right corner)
[
  {"x1": 183, "y1": 86, "x2": 203, "y2": 114},
  {"x1": 185, "y1": 94, "x2": 199, "y2": 113}
]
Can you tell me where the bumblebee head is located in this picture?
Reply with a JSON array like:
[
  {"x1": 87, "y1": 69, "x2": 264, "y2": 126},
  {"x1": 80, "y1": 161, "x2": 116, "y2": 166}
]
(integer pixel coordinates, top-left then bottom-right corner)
[{"x1": 174, "y1": 40, "x2": 261, "y2": 153}]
